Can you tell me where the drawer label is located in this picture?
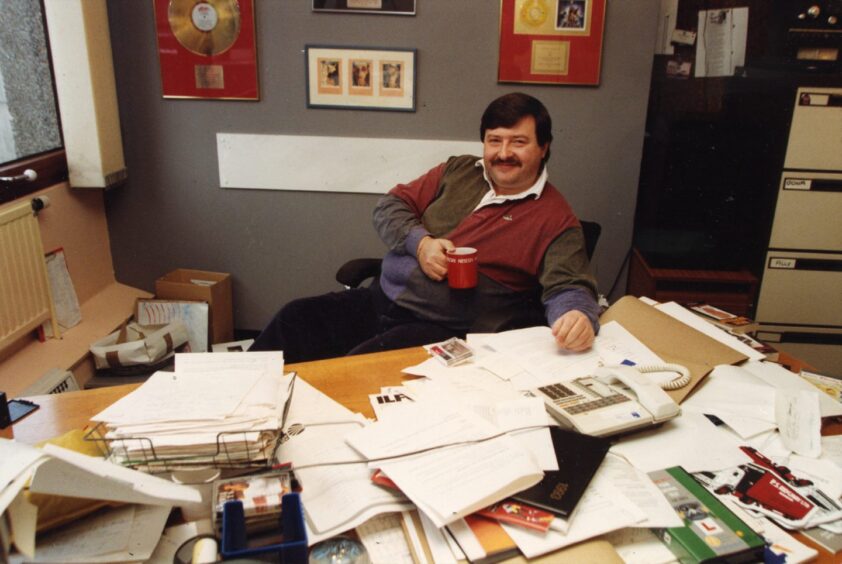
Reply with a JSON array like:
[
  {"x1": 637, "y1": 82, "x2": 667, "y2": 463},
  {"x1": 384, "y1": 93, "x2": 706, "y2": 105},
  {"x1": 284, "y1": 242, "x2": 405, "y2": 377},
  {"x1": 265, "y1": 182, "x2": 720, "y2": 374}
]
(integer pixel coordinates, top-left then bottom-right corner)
[
  {"x1": 769, "y1": 258, "x2": 796, "y2": 269},
  {"x1": 783, "y1": 178, "x2": 811, "y2": 190}
]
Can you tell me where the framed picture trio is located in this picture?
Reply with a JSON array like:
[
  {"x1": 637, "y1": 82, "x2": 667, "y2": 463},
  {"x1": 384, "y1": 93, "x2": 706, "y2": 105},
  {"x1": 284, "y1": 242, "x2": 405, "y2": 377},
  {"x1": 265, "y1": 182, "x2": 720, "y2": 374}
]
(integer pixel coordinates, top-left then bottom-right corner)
[{"x1": 305, "y1": 45, "x2": 417, "y2": 112}]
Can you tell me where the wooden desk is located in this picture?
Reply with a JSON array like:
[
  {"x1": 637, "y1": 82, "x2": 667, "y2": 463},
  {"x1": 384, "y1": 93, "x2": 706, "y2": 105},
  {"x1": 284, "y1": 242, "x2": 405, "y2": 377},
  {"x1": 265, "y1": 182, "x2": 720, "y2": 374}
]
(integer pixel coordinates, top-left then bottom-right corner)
[
  {"x1": 9, "y1": 346, "x2": 839, "y2": 563},
  {"x1": 12, "y1": 346, "x2": 429, "y2": 445}
]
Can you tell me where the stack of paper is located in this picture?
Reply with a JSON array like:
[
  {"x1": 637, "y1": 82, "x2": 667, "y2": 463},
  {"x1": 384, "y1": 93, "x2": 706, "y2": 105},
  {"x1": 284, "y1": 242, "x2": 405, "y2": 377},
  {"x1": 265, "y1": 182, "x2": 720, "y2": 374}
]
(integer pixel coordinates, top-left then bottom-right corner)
[
  {"x1": 275, "y1": 378, "x2": 413, "y2": 544},
  {"x1": 1, "y1": 440, "x2": 47, "y2": 559},
  {"x1": 1, "y1": 440, "x2": 201, "y2": 562},
  {"x1": 346, "y1": 402, "x2": 544, "y2": 528},
  {"x1": 90, "y1": 352, "x2": 290, "y2": 471}
]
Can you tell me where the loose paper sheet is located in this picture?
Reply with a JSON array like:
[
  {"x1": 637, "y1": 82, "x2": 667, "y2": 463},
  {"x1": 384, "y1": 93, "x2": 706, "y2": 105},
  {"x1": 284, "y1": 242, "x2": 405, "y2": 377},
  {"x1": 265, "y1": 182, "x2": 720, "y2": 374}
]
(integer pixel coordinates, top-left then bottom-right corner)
[
  {"x1": 31, "y1": 444, "x2": 201, "y2": 505},
  {"x1": 682, "y1": 364, "x2": 777, "y2": 438},
  {"x1": 775, "y1": 389, "x2": 822, "y2": 457},
  {"x1": 31, "y1": 504, "x2": 170, "y2": 563},
  {"x1": 694, "y1": 7, "x2": 748, "y2": 77},
  {"x1": 356, "y1": 513, "x2": 415, "y2": 564},
  {"x1": 345, "y1": 404, "x2": 543, "y2": 528},
  {"x1": 609, "y1": 411, "x2": 752, "y2": 473}
]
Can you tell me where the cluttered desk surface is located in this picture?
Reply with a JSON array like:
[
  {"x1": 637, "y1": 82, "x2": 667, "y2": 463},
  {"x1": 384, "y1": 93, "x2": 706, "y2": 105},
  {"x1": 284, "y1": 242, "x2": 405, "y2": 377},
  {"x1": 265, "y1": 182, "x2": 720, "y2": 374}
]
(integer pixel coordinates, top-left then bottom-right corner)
[
  {"x1": 13, "y1": 346, "x2": 426, "y2": 446},
  {"x1": 5, "y1": 296, "x2": 842, "y2": 564}
]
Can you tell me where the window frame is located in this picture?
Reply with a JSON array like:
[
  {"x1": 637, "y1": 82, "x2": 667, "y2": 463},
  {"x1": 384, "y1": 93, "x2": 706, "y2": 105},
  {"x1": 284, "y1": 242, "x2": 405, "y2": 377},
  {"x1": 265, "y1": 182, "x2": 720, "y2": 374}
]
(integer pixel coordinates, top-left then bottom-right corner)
[
  {"x1": 0, "y1": 0, "x2": 68, "y2": 206},
  {"x1": 0, "y1": 149, "x2": 68, "y2": 205}
]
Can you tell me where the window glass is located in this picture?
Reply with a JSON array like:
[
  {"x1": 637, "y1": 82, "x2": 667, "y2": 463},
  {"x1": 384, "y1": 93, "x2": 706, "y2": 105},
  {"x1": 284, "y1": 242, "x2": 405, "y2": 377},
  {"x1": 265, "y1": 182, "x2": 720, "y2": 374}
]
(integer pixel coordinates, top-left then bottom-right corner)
[
  {"x1": 0, "y1": 1, "x2": 62, "y2": 164},
  {"x1": 0, "y1": 0, "x2": 66, "y2": 204}
]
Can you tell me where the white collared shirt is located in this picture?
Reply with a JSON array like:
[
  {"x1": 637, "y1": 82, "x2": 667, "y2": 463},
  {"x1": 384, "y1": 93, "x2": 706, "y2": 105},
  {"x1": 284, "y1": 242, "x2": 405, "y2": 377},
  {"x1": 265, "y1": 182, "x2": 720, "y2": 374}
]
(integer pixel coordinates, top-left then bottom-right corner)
[{"x1": 473, "y1": 159, "x2": 548, "y2": 210}]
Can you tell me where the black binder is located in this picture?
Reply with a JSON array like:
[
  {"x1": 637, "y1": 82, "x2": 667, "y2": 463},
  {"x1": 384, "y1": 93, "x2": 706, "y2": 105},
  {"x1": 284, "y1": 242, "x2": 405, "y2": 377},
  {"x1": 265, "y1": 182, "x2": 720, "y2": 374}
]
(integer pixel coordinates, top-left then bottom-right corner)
[{"x1": 512, "y1": 426, "x2": 610, "y2": 518}]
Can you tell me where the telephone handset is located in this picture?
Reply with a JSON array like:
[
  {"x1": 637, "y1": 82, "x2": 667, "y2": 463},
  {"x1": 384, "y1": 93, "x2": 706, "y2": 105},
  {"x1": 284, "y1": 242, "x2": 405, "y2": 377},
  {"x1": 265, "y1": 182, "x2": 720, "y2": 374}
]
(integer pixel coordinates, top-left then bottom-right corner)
[{"x1": 531, "y1": 363, "x2": 689, "y2": 437}]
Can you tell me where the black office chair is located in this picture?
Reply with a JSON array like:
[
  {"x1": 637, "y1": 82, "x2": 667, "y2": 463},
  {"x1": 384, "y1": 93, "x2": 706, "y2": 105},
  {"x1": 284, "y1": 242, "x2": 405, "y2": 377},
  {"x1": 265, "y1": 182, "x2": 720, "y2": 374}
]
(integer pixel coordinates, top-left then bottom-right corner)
[{"x1": 336, "y1": 220, "x2": 602, "y2": 290}]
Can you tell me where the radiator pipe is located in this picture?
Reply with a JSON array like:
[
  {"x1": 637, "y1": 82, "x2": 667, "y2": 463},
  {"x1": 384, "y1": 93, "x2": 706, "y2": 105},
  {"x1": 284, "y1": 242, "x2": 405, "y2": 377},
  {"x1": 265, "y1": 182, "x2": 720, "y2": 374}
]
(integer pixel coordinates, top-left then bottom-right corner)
[{"x1": 31, "y1": 196, "x2": 50, "y2": 215}]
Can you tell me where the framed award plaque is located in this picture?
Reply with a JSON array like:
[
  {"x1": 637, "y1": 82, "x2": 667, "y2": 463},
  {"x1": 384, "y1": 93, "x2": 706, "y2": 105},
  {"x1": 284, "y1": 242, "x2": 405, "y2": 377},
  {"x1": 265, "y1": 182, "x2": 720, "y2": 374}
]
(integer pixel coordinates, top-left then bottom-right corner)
[
  {"x1": 153, "y1": 0, "x2": 259, "y2": 100},
  {"x1": 498, "y1": 0, "x2": 607, "y2": 86}
]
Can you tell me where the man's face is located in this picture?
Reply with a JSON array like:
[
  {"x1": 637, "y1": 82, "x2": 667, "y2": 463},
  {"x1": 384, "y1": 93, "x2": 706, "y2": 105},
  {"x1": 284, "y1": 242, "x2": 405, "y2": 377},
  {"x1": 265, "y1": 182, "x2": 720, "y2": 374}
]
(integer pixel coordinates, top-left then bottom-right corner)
[{"x1": 482, "y1": 115, "x2": 548, "y2": 195}]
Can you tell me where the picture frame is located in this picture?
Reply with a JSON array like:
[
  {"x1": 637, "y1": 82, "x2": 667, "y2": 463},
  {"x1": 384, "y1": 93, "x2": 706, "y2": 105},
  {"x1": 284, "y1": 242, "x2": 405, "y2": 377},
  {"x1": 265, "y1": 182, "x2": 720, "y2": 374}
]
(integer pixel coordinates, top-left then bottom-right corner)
[
  {"x1": 312, "y1": 0, "x2": 416, "y2": 16},
  {"x1": 305, "y1": 45, "x2": 416, "y2": 111},
  {"x1": 153, "y1": 0, "x2": 259, "y2": 100},
  {"x1": 498, "y1": 0, "x2": 607, "y2": 86}
]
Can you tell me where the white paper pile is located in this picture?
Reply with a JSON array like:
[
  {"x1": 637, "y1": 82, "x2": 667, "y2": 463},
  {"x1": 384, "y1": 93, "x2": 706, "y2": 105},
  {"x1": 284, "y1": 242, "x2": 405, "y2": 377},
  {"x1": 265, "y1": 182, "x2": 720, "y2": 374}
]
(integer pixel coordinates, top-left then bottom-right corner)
[
  {"x1": 1, "y1": 440, "x2": 47, "y2": 559},
  {"x1": 90, "y1": 352, "x2": 289, "y2": 470},
  {"x1": 1, "y1": 440, "x2": 200, "y2": 562}
]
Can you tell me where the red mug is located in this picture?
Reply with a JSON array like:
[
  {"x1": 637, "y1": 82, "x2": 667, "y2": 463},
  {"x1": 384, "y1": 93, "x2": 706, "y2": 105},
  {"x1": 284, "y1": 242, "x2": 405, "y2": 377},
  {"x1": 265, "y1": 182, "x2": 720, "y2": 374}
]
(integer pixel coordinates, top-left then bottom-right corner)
[{"x1": 446, "y1": 247, "x2": 478, "y2": 289}]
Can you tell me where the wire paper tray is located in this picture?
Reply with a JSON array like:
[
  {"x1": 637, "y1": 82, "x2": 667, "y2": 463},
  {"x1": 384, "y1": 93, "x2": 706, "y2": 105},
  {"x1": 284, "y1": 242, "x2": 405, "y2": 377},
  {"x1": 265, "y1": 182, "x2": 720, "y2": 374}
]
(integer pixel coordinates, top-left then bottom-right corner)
[{"x1": 84, "y1": 422, "x2": 282, "y2": 473}]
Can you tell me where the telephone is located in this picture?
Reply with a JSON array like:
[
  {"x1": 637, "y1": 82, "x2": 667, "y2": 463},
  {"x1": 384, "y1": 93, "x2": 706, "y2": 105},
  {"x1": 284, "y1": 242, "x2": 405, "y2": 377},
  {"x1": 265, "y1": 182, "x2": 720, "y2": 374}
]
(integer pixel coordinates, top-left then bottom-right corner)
[{"x1": 531, "y1": 363, "x2": 688, "y2": 437}]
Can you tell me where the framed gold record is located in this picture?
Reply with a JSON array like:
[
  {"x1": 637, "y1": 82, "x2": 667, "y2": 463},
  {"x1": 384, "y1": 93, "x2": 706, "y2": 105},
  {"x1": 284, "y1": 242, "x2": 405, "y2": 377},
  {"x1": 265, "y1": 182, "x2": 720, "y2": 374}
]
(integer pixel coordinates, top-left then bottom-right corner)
[
  {"x1": 154, "y1": 0, "x2": 258, "y2": 100},
  {"x1": 167, "y1": 0, "x2": 241, "y2": 56}
]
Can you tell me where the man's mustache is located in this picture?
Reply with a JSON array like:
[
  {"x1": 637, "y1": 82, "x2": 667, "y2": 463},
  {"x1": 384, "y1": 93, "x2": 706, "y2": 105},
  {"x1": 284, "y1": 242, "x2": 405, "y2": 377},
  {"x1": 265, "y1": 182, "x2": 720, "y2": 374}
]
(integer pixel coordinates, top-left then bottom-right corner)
[{"x1": 492, "y1": 157, "x2": 521, "y2": 166}]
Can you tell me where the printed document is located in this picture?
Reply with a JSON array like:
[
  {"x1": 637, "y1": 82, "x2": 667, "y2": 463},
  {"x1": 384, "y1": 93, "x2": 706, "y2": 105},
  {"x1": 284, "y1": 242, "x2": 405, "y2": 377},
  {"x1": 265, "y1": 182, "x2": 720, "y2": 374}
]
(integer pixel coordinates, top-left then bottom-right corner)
[
  {"x1": 345, "y1": 403, "x2": 543, "y2": 528},
  {"x1": 30, "y1": 504, "x2": 170, "y2": 563},
  {"x1": 275, "y1": 378, "x2": 410, "y2": 543}
]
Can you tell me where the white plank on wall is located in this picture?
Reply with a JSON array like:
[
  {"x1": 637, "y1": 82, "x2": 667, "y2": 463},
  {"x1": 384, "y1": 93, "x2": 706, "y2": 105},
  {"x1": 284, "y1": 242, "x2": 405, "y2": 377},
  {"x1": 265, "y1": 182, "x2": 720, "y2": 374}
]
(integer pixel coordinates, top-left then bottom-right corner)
[{"x1": 217, "y1": 133, "x2": 483, "y2": 194}]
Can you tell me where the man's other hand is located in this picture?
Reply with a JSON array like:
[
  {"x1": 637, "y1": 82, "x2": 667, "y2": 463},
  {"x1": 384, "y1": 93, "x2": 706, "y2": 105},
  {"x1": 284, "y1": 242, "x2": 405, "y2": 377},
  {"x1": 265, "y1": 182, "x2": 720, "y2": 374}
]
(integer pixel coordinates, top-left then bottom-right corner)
[
  {"x1": 416, "y1": 236, "x2": 455, "y2": 281},
  {"x1": 551, "y1": 310, "x2": 594, "y2": 352}
]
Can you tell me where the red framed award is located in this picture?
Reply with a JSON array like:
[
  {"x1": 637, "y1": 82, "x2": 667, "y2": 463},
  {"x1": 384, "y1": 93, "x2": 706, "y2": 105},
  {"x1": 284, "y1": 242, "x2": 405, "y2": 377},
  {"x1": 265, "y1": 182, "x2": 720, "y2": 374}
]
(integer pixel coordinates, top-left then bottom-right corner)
[
  {"x1": 498, "y1": 0, "x2": 607, "y2": 86},
  {"x1": 153, "y1": 0, "x2": 259, "y2": 100}
]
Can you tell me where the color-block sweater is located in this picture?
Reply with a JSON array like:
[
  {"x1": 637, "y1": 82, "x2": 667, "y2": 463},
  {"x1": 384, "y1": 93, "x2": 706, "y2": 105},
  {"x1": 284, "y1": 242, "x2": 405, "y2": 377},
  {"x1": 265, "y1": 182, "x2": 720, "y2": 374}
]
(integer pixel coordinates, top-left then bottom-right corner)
[{"x1": 373, "y1": 155, "x2": 600, "y2": 332}]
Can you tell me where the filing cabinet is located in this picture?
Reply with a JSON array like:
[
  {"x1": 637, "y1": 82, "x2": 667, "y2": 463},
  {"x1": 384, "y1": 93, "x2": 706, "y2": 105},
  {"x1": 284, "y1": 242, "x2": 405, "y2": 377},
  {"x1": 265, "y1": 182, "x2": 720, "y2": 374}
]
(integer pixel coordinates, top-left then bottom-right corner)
[{"x1": 755, "y1": 87, "x2": 842, "y2": 373}]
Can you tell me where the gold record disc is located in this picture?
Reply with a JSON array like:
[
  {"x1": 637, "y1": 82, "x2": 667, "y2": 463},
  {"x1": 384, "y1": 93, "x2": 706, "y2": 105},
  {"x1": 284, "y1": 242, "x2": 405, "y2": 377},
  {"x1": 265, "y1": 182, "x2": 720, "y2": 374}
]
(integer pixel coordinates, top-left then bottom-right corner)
[{"x1": 168, "y1": 0, "x2": 241, "y2": 57}]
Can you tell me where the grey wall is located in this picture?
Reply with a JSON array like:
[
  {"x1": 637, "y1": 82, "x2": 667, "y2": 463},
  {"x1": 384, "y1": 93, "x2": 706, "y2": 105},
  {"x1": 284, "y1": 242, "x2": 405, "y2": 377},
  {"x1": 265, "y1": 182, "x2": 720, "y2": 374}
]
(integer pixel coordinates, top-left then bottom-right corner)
[{"x1": 105, "y1": 0, "x2": 658, "y2": 332}]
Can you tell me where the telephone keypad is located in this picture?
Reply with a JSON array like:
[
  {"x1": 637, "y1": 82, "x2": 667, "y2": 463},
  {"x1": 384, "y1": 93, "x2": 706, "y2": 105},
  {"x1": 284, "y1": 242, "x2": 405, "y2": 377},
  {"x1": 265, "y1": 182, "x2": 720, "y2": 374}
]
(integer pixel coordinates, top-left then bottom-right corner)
[{"x1": 564, "y1": 393, "x2": 630, "y2": 415}]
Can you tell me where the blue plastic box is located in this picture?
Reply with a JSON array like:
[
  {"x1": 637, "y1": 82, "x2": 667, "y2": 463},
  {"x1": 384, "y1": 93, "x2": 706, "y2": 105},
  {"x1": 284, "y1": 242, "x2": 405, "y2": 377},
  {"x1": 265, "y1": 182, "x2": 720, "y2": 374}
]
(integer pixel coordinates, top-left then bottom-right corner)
[{"x1": 220, "y1": 492, "x2": 308, "y2": 562}]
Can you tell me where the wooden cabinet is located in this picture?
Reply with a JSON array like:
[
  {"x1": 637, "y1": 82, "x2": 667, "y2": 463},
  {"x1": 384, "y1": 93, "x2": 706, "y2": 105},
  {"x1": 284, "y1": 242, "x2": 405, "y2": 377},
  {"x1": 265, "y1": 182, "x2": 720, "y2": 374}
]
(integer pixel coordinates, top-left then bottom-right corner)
[{"x1": 627, "y1": 248, "x2": 759, "y2": 316}]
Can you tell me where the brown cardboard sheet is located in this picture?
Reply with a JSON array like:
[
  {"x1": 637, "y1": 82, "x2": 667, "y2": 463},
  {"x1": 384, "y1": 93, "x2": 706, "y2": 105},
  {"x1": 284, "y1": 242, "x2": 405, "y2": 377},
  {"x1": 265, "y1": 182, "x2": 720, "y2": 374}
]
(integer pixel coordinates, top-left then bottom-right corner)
[{"x1": 600, "y1": 296, "x2": 747, "y2": 403}]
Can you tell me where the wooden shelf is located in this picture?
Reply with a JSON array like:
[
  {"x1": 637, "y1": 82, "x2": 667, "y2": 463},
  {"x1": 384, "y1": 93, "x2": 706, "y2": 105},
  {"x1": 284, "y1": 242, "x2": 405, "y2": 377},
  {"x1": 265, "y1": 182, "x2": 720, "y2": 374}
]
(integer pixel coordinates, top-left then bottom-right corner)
[
  {"x1": 627, "y1": 248, "x2": 759, "y2": 316},
  {"x1": 0, "y1": 282, "x2": 151, "y2": 397}
]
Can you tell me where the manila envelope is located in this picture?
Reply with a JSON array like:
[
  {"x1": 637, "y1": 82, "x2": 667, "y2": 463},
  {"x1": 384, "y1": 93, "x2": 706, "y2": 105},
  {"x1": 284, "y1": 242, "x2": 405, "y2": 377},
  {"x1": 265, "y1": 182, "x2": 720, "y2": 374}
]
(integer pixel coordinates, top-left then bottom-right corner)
[{"x1": 600, "y1": 296, "x2": 747, "y2": 403}]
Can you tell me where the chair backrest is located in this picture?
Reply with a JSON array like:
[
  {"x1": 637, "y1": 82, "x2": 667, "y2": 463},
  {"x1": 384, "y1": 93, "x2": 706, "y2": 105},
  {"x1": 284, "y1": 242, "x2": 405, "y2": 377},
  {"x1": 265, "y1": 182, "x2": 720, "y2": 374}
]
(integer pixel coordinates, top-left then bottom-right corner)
[{"x1": 580, "y1": 220, "x2": 601, "y2": 260}]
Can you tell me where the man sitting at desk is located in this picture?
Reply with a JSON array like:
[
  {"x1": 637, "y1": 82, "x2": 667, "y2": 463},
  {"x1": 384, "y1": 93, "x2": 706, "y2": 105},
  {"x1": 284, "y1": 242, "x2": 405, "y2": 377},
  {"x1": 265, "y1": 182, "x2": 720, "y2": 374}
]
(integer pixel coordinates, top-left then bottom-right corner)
[{"x1": 251, "y1": 92, "x2": 599, "y2": 361}]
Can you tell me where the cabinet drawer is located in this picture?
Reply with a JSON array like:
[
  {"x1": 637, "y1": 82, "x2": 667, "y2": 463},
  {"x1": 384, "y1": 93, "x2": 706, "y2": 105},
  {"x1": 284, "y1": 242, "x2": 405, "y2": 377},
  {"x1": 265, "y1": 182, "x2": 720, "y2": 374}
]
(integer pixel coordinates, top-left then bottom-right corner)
[
  {"x1": 770, "y1": 172, "x2": 842, "y2": 251},
  {"x1": 756, "y1": 251, "x2": 842, "y2": 328},
  {"x1": 784, "y1": 87, "x2": 842, "y2": 171}
]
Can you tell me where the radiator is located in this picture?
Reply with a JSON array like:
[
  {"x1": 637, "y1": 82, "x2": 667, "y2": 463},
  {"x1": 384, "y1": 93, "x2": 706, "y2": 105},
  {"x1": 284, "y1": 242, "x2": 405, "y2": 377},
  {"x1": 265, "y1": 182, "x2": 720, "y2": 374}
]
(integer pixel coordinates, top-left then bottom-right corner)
[
  {"x1": 22, "y1": 368, "x2": 79, "y2": 395},
  {"x1": 0, "y1": 199, "x2": 60, "y2": 352}
]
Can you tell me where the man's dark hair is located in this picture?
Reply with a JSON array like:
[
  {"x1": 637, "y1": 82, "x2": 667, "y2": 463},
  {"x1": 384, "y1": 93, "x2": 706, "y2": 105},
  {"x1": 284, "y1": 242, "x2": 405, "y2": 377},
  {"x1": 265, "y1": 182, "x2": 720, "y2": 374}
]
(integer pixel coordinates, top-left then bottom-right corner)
[{"x1": 480, "y1": 92, "x2": 553, "y2": 162}]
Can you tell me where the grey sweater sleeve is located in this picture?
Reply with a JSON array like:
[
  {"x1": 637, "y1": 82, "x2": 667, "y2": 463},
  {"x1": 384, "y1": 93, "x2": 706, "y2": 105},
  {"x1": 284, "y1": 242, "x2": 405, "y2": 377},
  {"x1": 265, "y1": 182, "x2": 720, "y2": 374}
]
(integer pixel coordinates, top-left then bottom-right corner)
[
  {"x1": 373, "y1": 194, "x2": 430, "y2": 255},
  {"x1": 539, "y1": 227, "x2": 601, "y2": 332}
]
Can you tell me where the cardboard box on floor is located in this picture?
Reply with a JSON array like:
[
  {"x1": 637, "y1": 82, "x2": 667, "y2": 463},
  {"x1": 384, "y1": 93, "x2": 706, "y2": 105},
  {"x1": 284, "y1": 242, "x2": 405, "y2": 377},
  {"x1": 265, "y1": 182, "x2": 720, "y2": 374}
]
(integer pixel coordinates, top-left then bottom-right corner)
[
  {"x1": 155, "y1": 269, "x2": 233, "y2": 345},
  {"x1": 600, "y1": 296, "x2": 747, "y2": 403}
]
